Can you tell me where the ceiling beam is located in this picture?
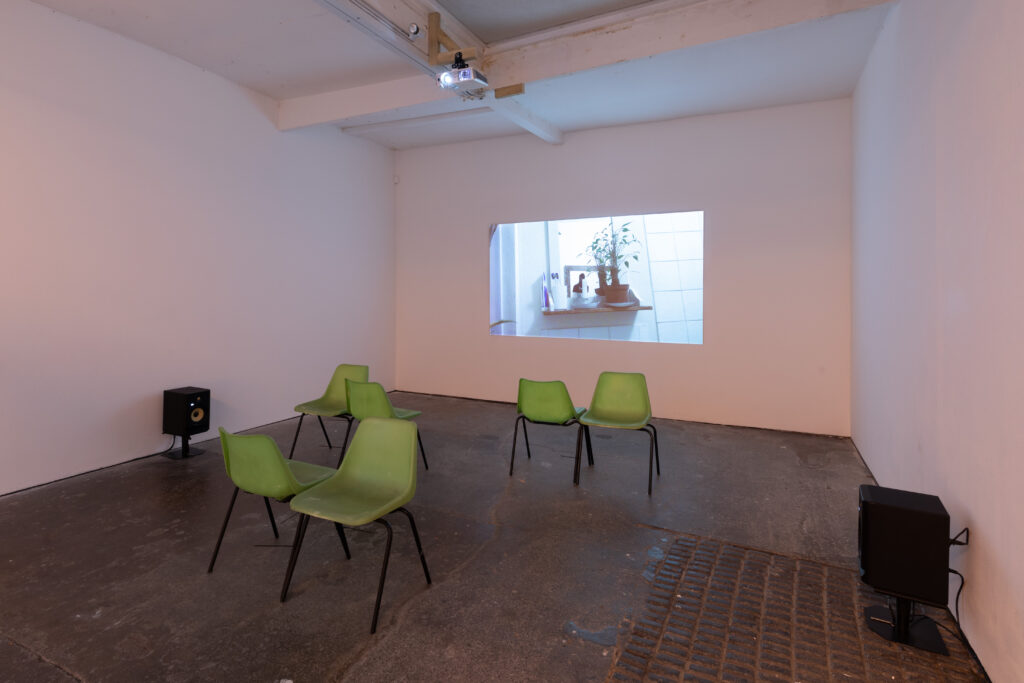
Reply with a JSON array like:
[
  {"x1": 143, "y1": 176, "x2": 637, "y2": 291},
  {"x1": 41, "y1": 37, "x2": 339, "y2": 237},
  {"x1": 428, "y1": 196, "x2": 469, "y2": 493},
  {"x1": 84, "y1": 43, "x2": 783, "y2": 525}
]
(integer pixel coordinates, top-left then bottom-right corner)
[
  {"x1": 310, "y1": 0, "x2": 564, "y2": 144},
  {"x1": 340, "y1": 107, "x2": 493, "y2": 137},
  {"x1": 488, "y1": 99, "x2": 563, "y2": 145},
  {"x1": 281, "y1": 0, "x2": 892, "y2": 136},
  {"x1": 317, "y1": 0, "x2": 483, "y2": 75},
  {"x1": 481, "y1": 0, "x2": 894, "y2": 90}
]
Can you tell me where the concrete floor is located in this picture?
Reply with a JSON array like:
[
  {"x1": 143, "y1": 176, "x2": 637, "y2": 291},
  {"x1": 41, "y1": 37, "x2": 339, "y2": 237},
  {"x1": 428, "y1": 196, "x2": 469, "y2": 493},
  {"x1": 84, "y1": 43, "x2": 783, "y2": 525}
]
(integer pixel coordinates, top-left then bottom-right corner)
[{"x1": 0, "y1": 393, "x2": 875, "y2": 681}]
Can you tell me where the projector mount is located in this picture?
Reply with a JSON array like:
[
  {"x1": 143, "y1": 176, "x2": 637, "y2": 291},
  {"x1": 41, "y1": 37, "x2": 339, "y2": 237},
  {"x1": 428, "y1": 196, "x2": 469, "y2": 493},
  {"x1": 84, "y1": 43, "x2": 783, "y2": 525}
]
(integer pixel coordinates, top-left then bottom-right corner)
[{"x1": 429, "y1": 12, "x2": 488, "y2": 99}]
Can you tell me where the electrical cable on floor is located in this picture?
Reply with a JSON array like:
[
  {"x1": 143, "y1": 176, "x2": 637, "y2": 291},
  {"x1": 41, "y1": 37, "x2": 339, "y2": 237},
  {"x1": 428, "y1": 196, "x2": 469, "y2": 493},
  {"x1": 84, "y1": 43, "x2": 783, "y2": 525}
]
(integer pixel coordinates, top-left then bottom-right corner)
[
  {"x1": 151, "y1": 435, "x2": 176, "y2": 456},
  {"x1": 950, "y1": 568, "x2": 966, "y2": 625}
]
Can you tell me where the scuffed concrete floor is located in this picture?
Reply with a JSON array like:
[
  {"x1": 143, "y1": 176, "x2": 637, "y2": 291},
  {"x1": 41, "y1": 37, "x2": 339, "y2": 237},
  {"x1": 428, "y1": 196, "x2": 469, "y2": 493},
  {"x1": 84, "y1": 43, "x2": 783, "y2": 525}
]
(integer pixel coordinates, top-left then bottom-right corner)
[{"x1": 0, "y1": 393, "x2": 874, "y2": 681}]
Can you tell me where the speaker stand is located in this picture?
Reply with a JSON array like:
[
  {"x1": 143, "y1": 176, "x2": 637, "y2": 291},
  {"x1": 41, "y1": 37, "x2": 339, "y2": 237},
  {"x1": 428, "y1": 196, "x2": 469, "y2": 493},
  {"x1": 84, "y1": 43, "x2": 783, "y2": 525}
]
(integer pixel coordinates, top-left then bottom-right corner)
[
  {"x1": 865, "y1": 599, "x2": 948, "y2": 656},
  {"x1": 162, "y1": 434, "x2": 205, "y2": 460}
]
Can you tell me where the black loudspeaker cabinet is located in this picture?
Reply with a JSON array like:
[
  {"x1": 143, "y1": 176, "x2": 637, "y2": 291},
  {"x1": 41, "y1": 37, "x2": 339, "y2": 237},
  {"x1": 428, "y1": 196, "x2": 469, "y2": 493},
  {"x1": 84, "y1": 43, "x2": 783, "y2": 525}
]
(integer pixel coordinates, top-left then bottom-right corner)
[
  {"x1": 163, "y1": 387, "x2": 211, "y2": 437},
  {"x1": 858, "y1": 484, "x2": 949, "y2": 606}
]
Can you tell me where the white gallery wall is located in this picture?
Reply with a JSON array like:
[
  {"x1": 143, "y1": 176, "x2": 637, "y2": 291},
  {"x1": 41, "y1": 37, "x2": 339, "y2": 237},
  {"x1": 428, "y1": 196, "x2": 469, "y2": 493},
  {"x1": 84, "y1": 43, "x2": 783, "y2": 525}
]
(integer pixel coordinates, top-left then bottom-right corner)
[
  {"x1": 853, "y1": 0, "x2": 1024, "y2": 679},
  {"x1": 0, "y1": 0, "x2": 396, "y2": 495},
  {"x1": 395, "y1": 100, "x2": 852, "y2": 435}
]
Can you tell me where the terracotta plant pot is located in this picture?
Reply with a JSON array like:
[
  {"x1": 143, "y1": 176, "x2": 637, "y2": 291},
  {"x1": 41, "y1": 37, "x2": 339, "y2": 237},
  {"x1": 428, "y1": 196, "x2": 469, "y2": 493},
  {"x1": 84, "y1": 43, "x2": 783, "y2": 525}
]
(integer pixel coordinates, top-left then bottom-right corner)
[{"x1": 603, "y1": 284, "x2": 630, "y2": 304}]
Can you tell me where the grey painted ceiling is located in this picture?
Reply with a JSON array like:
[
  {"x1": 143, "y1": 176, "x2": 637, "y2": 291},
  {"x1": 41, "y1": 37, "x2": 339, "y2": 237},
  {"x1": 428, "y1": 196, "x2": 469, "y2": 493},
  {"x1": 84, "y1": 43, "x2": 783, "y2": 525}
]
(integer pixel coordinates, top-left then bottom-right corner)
[
  {"x1": 435, "y1": 0, "x2": 680, "y2": 43},
  {"x1": 27, "y1": 0, "x2": 893, "y2": 148}
]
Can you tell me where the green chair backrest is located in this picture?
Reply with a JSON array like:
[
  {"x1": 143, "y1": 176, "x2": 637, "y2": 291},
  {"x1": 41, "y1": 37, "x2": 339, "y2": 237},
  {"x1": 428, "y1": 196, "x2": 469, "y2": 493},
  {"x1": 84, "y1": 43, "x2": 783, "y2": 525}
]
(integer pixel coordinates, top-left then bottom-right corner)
[
  {"x1": 588, "y1": 371, "x2": 652, "y2": 423},
  {"x1": 334, "y1": 417, "x2": 417, "y2": 500},
  {"x1": 320, "y1": 364, "x2": 369, "y2": 409},
  {"x1": 517, "y1": 378, "x2": 578, "y2": 424},
  {"x1": 218, "y1": 428, "x2": 302, "y2": 500},
  {"x1": 345, "y1": 380, "x2": 397, "y2": 421}
]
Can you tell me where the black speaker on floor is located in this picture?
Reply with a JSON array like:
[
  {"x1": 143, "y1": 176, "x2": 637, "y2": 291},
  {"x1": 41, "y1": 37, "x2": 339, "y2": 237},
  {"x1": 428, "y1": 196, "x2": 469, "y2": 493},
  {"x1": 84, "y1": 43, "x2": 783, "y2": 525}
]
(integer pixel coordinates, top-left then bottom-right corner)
[
  {"x1": 858, "y1": 484, "x2": 951, "y2": 655},
  {"x1": 162, "y1": 387, "x2": 210, "y2": 459}
]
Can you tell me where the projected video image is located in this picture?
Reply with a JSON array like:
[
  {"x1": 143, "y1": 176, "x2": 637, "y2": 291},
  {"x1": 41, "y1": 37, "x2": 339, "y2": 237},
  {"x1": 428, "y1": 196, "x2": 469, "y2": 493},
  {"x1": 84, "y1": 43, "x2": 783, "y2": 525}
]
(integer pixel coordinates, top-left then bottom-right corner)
[{"x1": 489, "y1": 212, "x2": 703, "y2": 344}]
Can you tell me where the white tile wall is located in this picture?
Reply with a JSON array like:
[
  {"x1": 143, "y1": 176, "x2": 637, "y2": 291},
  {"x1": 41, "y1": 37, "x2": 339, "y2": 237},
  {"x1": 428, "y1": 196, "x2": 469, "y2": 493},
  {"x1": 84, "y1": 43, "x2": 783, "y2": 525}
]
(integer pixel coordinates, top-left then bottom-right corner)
[
  {"x1": 682, "y1": 290, "x2": 703, "y2": 320},
  {"x1": 644, "y1": 215, "x2": 703, "y2": 344},
  {"x1": 579, "y1": 326, "x2": 610, "y2": 340},
  {"x1": 674, "y1": 232, "x2": 703, "y2": 260},
  {"x1": 686, "y1": 321, "x2": 703, "y2": 344},
  {"x1": 643, "y1": 213, "x2": 679, "y2": 233},
  {"x1": 650, "y1": 261, "x2": 681, "y2": 291},
  {"x1": 653, "y1": 291, "x2": 684, "y2": 322},
  {"x1": 657, "y1": 321, "x2": 688, "y2": 343},
  {"x1": 678, "y1": 260, "x2": 703, "y2": 290},
  {"x1": 543, "y1": 328, "x2": 580, "y2": 338},
  {"x1": 646, "y1": 233, "x2": 676, "y2": 261}
]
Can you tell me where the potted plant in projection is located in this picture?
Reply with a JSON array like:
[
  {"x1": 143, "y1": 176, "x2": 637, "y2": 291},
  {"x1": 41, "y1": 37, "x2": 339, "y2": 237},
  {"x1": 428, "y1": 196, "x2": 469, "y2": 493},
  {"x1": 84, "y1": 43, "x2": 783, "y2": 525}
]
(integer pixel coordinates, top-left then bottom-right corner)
[{"x1": 584, "y1": 218, "x2": 640, "y2": 304}]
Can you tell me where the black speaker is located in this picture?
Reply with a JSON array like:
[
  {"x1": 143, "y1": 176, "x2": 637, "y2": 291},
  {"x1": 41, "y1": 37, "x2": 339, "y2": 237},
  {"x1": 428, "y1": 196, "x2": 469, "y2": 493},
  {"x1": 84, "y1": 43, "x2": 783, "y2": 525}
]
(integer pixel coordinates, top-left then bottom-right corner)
[
  {"x1": 163, "y1": 387, "x2": 210, "y2": 436},
  {"x1": 859, "y1": 484, "x2": 951, "y2": 656},
  {"x1": 858, "y1": 484, "x2": 949, "y2": 605},
  {"x1": 162, "y1": 387, "x2": 210, "y2": 459}
]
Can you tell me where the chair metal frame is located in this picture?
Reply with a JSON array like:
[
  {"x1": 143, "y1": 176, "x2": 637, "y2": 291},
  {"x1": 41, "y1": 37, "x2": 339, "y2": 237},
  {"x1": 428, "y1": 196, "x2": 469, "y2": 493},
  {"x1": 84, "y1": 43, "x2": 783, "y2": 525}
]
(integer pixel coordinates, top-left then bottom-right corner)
[{"x1": 280, "y1": 506, "x2": 430, "y2": 633}]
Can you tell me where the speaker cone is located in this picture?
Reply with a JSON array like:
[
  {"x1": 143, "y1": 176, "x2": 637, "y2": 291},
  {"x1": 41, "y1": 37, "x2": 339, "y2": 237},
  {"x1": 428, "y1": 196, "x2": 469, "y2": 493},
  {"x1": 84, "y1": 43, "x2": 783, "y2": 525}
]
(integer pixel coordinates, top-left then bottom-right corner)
[{"x1": 190, "y1": 407, "x2": 205, "y2": 423}]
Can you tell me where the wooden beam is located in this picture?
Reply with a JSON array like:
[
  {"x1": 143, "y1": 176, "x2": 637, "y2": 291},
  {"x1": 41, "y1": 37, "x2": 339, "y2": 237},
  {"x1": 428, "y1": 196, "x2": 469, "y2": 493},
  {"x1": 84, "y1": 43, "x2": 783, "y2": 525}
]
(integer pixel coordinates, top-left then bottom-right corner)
[
  {"x1": 488, "y1": 99, "x2": 563, "y2": 145},
  {"x1": 286, "y1": 0, "x2": 892, "y2": 140},
  {"x1": 319, "y1": 0, "x2": 484, "y2": 73},
  {"x1": 481, "y1": 0, "x2": 893, "y2": 90},
  {"x1": 494, "y1": 83, "x2": 525, "y2": 99},
  {"x1": 427, "y1": 11, "x2": 478, "y2": 66}
]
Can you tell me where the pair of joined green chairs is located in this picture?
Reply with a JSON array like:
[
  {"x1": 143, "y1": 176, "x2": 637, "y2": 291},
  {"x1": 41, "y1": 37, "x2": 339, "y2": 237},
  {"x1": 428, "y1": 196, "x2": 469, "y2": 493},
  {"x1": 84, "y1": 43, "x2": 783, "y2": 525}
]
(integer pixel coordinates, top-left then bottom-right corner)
[
  {"x1": 510, "y1": 371, "x2": 661, "y2": 495},
  {"x1": 289, "y1": 364, "x2": 428, "y2": 470},
  {"x1": 209, "y1": 418, "x2": 431, "y2": 634}
]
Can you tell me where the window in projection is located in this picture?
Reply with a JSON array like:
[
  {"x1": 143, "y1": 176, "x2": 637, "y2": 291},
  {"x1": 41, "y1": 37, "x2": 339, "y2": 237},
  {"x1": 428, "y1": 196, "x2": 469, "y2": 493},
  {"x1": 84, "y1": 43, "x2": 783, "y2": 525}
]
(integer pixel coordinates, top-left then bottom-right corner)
[{"x1": 488, "y1": 212, "x2": 703, "y2": 344}]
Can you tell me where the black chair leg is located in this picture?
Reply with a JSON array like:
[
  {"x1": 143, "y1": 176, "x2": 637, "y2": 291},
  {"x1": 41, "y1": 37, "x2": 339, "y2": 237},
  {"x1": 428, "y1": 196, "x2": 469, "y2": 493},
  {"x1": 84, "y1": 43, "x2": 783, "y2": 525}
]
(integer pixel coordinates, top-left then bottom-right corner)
[
  {"x1": 370, "y1": 518, "x2": 394, "y2": 634},
  {"x1": 395, "y1": 507, "x2": 431, "y2": 584},
  {"x1": 280, "y1": 514, "x2": 311, "y2": 602},
  {"x1": 263, "y1": 497, "x2": 279, "y2": 539},
  {"x1": 647, "y1": 430, "x2": 655, "y2": 496},
  {"x1": 510, "y1": 415, "x2": 523, "y2": 476},
  {"x1": 334, "y1": 523, "x2": 351, "y2": 559},
  {"x1": 288, "y1": 414, "x2": 305, "y2": 459},
  {"x1": 208, "y1": 487, "x2": 239, "y2": 573},
  {"x1": 583, "y1": 425, "x2": 594, "y2": 466},
  {"x1": 341, "y1": 416, "x2": 355, "y2": 452},
  {"x1": 417, "y1": 431, "x2": 429, "y2": 470},
  {"x1": 337, "y1": 417, "x2": 356, "y2": 468},
  {"x1": 650, "y1": 423, "x2": 661, "y2": 475},
  {"x1": 522, "y1": 420, "x2": 532, "y2": 459},
  {"x1": 573, "y1": 424, "x2": 583, "y2": 486},
  {"x1": 317, "y1": 416, "x2": 334, "y2": 449}
]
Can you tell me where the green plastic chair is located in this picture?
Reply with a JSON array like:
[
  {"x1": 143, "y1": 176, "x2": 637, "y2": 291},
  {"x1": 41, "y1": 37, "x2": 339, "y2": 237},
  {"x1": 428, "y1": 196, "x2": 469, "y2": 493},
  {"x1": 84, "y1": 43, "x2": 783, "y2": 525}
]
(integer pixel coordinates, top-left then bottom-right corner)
[
  {"x1": 281, "y1": 418, "x2": 431, "y2": 633},
  {"x1": 577, "y1": 372, "x2": 661, "y2": 495},
  {"x1": 509, "y1": 378, "x2": 591, "y2": 477},
  {"x1": 289, "y1": 364, "x2": 369, "y2": 459},
  {"x1": 344, "y1": 379, "x2": 428, "y2": 470},
  {"x1": 208, "y1": 428, "x2": 344, "y2": 573}
]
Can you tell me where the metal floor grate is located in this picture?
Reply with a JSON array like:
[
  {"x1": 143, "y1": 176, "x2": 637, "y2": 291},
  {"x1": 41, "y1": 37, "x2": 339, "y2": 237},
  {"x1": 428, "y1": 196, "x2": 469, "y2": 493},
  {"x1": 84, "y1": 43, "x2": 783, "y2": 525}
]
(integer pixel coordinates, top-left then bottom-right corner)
[{"x1": 608, "y1": 534, "x2": 985, "y2": 682}]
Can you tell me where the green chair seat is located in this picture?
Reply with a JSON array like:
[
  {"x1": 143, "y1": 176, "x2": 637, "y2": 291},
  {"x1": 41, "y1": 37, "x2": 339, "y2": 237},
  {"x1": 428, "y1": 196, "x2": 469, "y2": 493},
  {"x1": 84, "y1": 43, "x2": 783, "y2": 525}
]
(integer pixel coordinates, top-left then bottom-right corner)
[
  {"x1": 577, "y1": 413, "x2": 650, "y2": 430},
  {"x1": 289, "y1": 364, "x2": 369, "y2": 459},
  {"x1": 291, "y1": 479, "x2": 412, "y2": 528},
  {"x1": 293, "y1": 397, "x2": 349, "y2": 417},
  {"x1": 392, "y1": 407, "x2": 422, "y2": 420},
  {"x1": 510, "y1": 379, "x2": 591, "y2": 477},
  {"x1": 576, "y1": 372, "x2": 661, "y2": 495},
  {"x1": 207, "y1": 428, "x2": 340, "y2": 575},
  {"x1": 286, "y1": 459, "x2": 339, "y2": 488},
  {"x1": 345, "y1": 379, "x2": 429, "y2": 469},
  {"x1": 282, "y1": 418, "x2": 431, "y2": 634}
]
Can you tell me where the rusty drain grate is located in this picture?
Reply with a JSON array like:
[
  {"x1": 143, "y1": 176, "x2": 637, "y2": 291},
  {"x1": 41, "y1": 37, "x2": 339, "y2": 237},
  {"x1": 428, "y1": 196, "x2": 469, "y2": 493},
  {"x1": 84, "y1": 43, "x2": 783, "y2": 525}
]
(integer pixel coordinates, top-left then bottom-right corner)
[{"x1": 608, "y1": 534, "x2": 985, "y2": 682}]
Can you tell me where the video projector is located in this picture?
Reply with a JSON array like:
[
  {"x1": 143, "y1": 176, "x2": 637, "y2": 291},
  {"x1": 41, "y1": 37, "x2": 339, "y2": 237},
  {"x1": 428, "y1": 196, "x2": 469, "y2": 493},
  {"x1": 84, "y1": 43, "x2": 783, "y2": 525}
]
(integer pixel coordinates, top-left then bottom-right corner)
[{"x1": 436, "y1": 66, "x2": 488, "y2": 92}]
